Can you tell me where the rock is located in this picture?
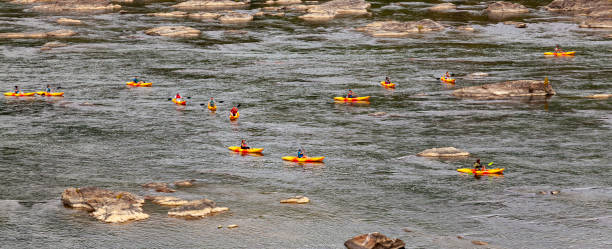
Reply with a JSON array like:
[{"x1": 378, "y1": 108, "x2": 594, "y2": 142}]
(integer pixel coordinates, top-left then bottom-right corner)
[
  {"x1": 403, "y1": 228, "x2": 412, "y2": 232},
  {"x1": 167, "y1": 199, "x2": 229, "y2": 218},
  {"x1": 344, "y1": 232, "x2": 405, "y2": 249},
  {"x1": 417, "y1": 147, "x2": 469, "y2": 157},
  {"x1": 356, "y1": 19, "x2": 444, "y2": 37},
  {"x1": 485, "y1": 1, "x2": 529, "y2": 14},
  {"x1": 300, "y1": 0, "x2": 370, "y2": 21},
  {"x1": 471, "y1": 240, "x2": 488, "y2": 245},
  {"x1": 551, "y1": 190, "x2": 561, "y2": 195},
  {"x1": 61, "y1": 187, "x2": 149, "y2": 223},
  {"x1": 142, "y1": 182, "x2": 176, "y2": 193},
  {"x1": 452, "y1": 80, "x2": 556, "y2": 99},
  {"x1": 172, "y1": 0, "x2": 250, "y2": 10},
  {"x1": 546, "y1": 0, "x2": 612, "y2": 17},
  {"x1": 56, "y1": 18, "x2": 83, "y2": 25},
  {"x1": 149, "y1": 11, "x2": 189, "y2": 18},
  {"x1": 429, "y1": 3, "x2": 456, "y2": 12},
  {"x1": 456, "y1": 25, "x2": 475, "y2": 32},
  {"x1": 280, "y1": 196, "x2": 310, "y2": 204},
  {"x1": 174, "y1": 179, "x2": 195, "y2": 187},
  {"x1": 579, "y1": 19, "x2": 612, "y2": 28},
  {"x1": 188, "y1": 12, "x2": 222, "y2": 20},
  {"x1": 217, "y1": 225, "x2": 223, "y2": 228},
  {"x1": 537, "y1": 191, "x2": 547, "y2": 195},
  {"x1": 0, "y1": 30, "x2": 76, "y2": 39},
  {"x1": 31, "y1": 0, "x2": 121, "y2": 13},
  {"x1": 254, "y1": 11, "x2": 286, "y2": 17},
  {"x1": 227, "y1": 224, "x2": 238, "y2": 228},
  {"x1": 368, "y1": 112, "x2": 387, "y2": 117},
  {"x1": 145, "y1": 196, "x2": 207, "y2": 206},
  {"x1": 504, "y1": 21, "x2": 527, "y2": 28},
  {"x1": 41, "y1": 41, "x2": 68, "y2": 50},
  {"x1": 219, "y1": 11, "x2": 254, "y2": 23},
  {"x1": 145, "y1": 26, "x2": 201, "y2": 38},
  {"x1": 457, "y1": 235, "x2": 464, "y2": 239},
  {"x1": 265, "y1": 0, "x2": 301, "y2": 4},
  {"x1": 586, "y1": 94, "x2": 612, "y2": 99}
]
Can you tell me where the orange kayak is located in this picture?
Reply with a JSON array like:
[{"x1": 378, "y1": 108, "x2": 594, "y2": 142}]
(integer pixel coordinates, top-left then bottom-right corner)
[
  {"x1": 126, "y1": 81, "x2": 152, "y2": 87},
  {"x1": 36, "y1": 91, "x2": 64, "y2": 96},
  {"x1": 229, "y1": 112, "x2": 240, "y2": 120},
  {"x1": 457, "y1": 168, "x2": 505, "y2": 175},
  {"x1": 172, "y1": 98, "x2": 186, "y2": 105},
  {"x1": 4, "y1": 92, "x2": 35, "y2": 96},
  {"x1": 441, "y1": 77, "x2": 456, "y2": 84},
  {"x1": 282, "y1": 156, "x2": 325, "y2": 162},
  {"x1": 544, "y1": 51, "x2": 575, "y2": 56},
  {"x1": 333, "y1": 96, "x2": 370, "y2": 102},
  {"x1": 380, "y1": 81, "x2": 396, "y2": 88},
  {"x1": 228, "y1": 146, "x2": 263, "y2": 153}
]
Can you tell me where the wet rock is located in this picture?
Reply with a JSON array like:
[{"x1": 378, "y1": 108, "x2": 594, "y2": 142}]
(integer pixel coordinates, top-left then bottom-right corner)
[
  {"x1": 167, "y1": 199, "x2": 229, "y2": 218},
  {"x1": 551, "y1": 190, "x2": 561, "y2": 195},
  {"x1": 145, "y1": 26, "x2": 201, "y2": 38},
  {"x1": 344, "y1": 232, "x2": 405, "y2": 249},
  {"x1": 0, "y1": 29, "x2": 76, "y2": 39},
  {"x1": 456, "y1": 25, "x2": 475, "y2": 32},
  {"x1": 41, "y1": 41, "x2": 68, "y2": 51},
  {"x1": 46, "y1": 29, "x2": 77, "y2": 37},
  {"x1": 300, "y1": 0, "x2": 370, "y2": 21},
  {"x1": 471, "y1": 240, "x2": 488, "y2": 245},
  {"x1": 188, "y1": 12, "x2": 222, "y2": 20},
  {"x1": 546, "y1": 0, "x2": 612, "y2": 17},
  {"x1": 452, "y1": 80, "x2": 556, "y2": 99},
  {"x1": 145, "y1": 196, "x2": 205, "y2": 206},
  {"x1": 417, "y1": 147, "x2": 469, "y2": 157},
  {"x1": 227, "y1": 224, "x2": 239, "y2": 228},
  {"x1": 579, "y1": 19, "x2": 612, "y2": 28},
  {"x1": 219, "y1": 11, "x2": 254, "y2": 23},
  {"x1": 172, "y1": 0, "x2": 250, "y2": 10},
  {"x1": 61, "y1": 187, "x2": 149, "y2": 223},
  {"x1": 265, "y1": 0, "x2": 301, "y2": 4},
  {"x1": 504, "y1": 21, "x2": 527, "y2": 28},
  {"x1": 429, "y1": 3, "x2": 455, "y2": 12},
  {"x1": 356, "y1": 19, "x2": 444, "y2": 37},
  {"x1": 56, "y1": 18, "x2": 83, "y2": 25},
  {"x1": 142, "y1": 182, "x2": 176, "y2": 193},
  {"x1": 31, "y1": 0, "x2": 121, "y2": 13},
  {"x1": 403, "y1": 228, "x2": 412, "y2": 232},
  {"x1": 537, "y1": 191, "x2": 548, "y2": 195},
  {"x1": 174, "y1": 179, "x2": 195, "y2": 187},
  {"x1": 485, "y1": 1, "x2": 529, "y2": 14},
  {"x1": 586, "y1": 93, "x2": 612, "y2": 99},
  {"x1": 368, "y1": 112, "x2": 387, "y2": 117},
  {"x1": 149, "y1": 11, "x2": 188, "y2": 18},
  {"x1": 280, "y1": 196, "x2": 310, "y2": 204},
  {"x1": 254, "y1": 11, "x2": 286, "y2": 17},
  {"x1": 457, "y1": 235, "x2": 464, "y2": 239}
]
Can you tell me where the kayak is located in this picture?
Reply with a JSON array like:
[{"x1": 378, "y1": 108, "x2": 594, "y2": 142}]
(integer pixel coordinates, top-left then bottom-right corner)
[
  {"x1": 229, "y1": 112, "x2": 239, "y2": 120},
  {"x1": 126, "y1": 81, "x2": 152, "y2": 87},
  {"x1": 4, "y1": 92, "x2": 35, "y2": 96},
  {"x1": 380, "y1": 81, "x2": 396, "y2": 88},
  {"x1": 228, "y1": 146, "x2": 264, "y2": 153},
  {"x1": 440, "y1": 76, "x2": 456, "y2": 84},
  {"x1": 334, "y1": 96, "x2": 371, "y2": 102},
  {"x1": 457, "y1": 168, "x2": 505, "y2": 175},
  {"x1": 172, "y1": 98, "x2": 186, "y2": 105},
  {"x1": 544, "y1": 51, "x2": 575, "y2": 56},
  {"x1": 282, "y1": 156, "x2": 325, "y2": 162},
  {"x1": 208, "y1": 103, "x2": 217, "y2": 111},
  {"x1": 36, "y1": 91, "x2": 64, "y2": 96}
]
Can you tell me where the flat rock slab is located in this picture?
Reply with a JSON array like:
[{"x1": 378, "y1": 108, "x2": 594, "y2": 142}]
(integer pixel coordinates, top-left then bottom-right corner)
[
  {"x1": 172, "y1": 0, "x2": 250, "y2": 10},
  {"x1": 145, "y1": 26, "x2": 201, "y2": 38},
  {"x1": 142, "y1": 182, "x2": 176, "y2": 192},
  {"x1": 265, "y1": 0, "x2": 301, "y2": 4},
  {"x1": 174, "y1": 179, "x2": 196, "y2": 187},
  {"x1": 280, "y1": 196, "x2": 310, "y2": 204},
  {"x1": 167, "y1": 199, "x2": 229, "y2": 218},
  {"x1": 429, "y1": 3, "x2": 456, "y2": 12},
  {"x1": 57, "y1": 18, "x2": 83, "y2": 25},
  {"x1": 452, "y1": 80, "x2": 555, "y2": 99},
  {"x1": 485, "y1": 1, "x2": 529, "y2": 13},
  {"x1": 0, "y1": 29, "x2": 76, "y2": 39},
  {"x1": 417, "y1": 147, "x2": 470, "y2": 157},
  {"x1": 344, "y1": 232, "x2": 405, "y2": 249},
  {"x1": 146, "y1": 196, "x2": 208, "y2": 206},
  {"x1": 356, "y1": 19, "x2": 444, "y2": 37},
  {"x1": 586, "y1": 94, "x2": 612, "y2": 99},
  {"x1": 300, "y1": 0, "x2": 370, "y2": 21},
  {"x1": 41, "y1": 41, "x2": 68, "y2": 50},
  {"x1": 61, "y1": 187, "x2": 149, "y2": 223}
]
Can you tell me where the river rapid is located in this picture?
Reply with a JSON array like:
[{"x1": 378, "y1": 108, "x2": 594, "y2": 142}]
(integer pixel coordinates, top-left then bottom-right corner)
[{"x1": 0, "y1": 0, "x2": 611, "y2": 248}]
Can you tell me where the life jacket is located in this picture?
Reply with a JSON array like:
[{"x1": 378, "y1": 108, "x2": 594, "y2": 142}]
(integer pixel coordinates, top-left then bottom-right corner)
[
  {"x1": 175, "y1": 94, "x2": 181, "y2": 99},
  {"x1": 230, "y1": 107, "x2": 238, "y2": 114}
]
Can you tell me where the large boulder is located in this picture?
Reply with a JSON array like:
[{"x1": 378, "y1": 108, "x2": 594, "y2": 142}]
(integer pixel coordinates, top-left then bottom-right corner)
[
  {"x1": 61, "y1": 187, "x2": 149, "y2": 223},
  {"x1": 145, "y1": 26, "x2": 202, "y2": 38},
  {"x1": 452, "y1": 80, "x2": 555, "y2": 99},
  {"x1": 31, "y1": 0, "x2": 121, "y2": 13},
  {"x1": 356, "y1": 19, "x2": 444, "y2": 37},
  {"x1": 0, "y1": 29, "x2": 76, "y2": 39},
  {"x1": 172, "y1": 0, "x2": 250, "y2": 10},
  {"x1": 167, "y1": 199, "x2": 229, "y2": 218},
  {"x1": 429, "y1": 3, "x2": 456, "y2": 12},
  {"x1": 300, "y1": 0, "x2": 370, "y2": 21},
  {"x1": 344, "y1": 232, "x2": 405, "y2": 249},
  {"x1": 485, "y1": 1, "x2": 529, "y2": 13},
  {"x1": 417, "y1": 147, "x2": 469, "y2": 157}
]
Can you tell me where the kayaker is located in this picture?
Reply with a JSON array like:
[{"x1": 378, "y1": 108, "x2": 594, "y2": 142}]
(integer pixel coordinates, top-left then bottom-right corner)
[
  {"x1": 209, "y1": 97, "x2": 215, "y2": 107},
  {"x1": 45, "y1": 84, "x2": 51, "y2": 93},
  {"x1": 384, "y1": 77, "x2": 391, "y2": 84},
  {"x1": 175, "y1": 93, "x2": 182, "y2": 102},
  {"x1": 132, "y1": 76, "x2": 141, "y2": 84},
  {"x1": 14, "y1": 86, "x2": 20, "y2": 94},
  {"x1": 347, "y1": 90, "x2": 355, "y2": 98},
  {"x1": 240, "y1": 140, "x2": 250, "y2": 149},
  {"x1": 473, "y1": 159, "x2": 483, "y2": 171},
  {"x1": 554, "y1": 45, "x2": 563, "y2": 53},
  {"x1": 230, "y1": 105, "x2": 238, "y2": 117},
  {"x1": 444, "y1": 72, "x2": 451, "y2": 78},
  {"x1": 297, "y1": 148, "x2": 305, "y2": 158}
]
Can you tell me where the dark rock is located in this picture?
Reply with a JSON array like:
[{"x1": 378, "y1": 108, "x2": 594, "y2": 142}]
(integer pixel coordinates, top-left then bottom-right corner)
[
  {"x1": 344, "y1": 232, "x2": 405, "y2": 249},
  {"x1": 452, "y1": 80, "x2": 555, "y2": 99}
]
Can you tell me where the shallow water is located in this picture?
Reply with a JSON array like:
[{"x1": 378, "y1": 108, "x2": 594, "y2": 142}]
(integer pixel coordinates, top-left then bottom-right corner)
[{"x1": 0, "y1": 0, "x2": 611, "y2": 248}]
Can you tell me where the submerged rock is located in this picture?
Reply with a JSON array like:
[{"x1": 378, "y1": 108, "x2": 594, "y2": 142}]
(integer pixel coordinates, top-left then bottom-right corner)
[
  {"x1": 145, "y1": 196, "x2": 204, "y2": 206},
  {"x1": 456, "y1": 25, "x2": 475, "y2": 32},
  {"x1": 0, "y1": 29, "x2": 76, "y2": 39},
  {"x1": 56, "y1": 18, "x2": 83, "y2": 25},
  {"x1": 429, "y1": 3, "x2": 456, "y2": 12},
  {"x1": 174, "y1": 179, "x2": 196, "y2": 187},
  {"x1": 471, "y1": 240, "x2": 489, "y2": 245},
  {"x1": 172, "y1": 0, "x2": 250, "y2": 10},
  {"x1": 145, "y1": 26, "x2": 201, "y2": 38},
  {"x1": 167, "y1": 199, "x2": 229, "y2": 218},
  {"x1": 149, "y1": 11, "x2": 189, "y2": 18},
  {"x1": 485, "y1": 1, "x2": 529, "y2": 14},
  {"x1": 265, "y1": 0, "x2": 301, "y2": 4},
  {"x1": 368, "y1": 112, "x2": 387, "y2": 117},
  {"x1": 188, "y1": 12, "x2": 222, "y2": 20},
  {"x1": 356, "y1": 19, "x2": 444, "y2": 37},
  {"x1": 31, "y1": 0, "x2": 121, "y2": 13},
  {"x1": 300, "y1": 0, "x2": 370, "y2": 21},
  {"x1": 41, "y1": 41, "x2": 68, "y2": 50},
  {"x1": 218, "y1": 11, "x2": 254, "y2": 23},
  {"x1": 61, "y1": 187, "x2": 149, "y2": 223},
  {"x1": 280, "y1": 196, "x2": 310, "y2": 204},
  {"x1": 586, "y1": 93, "x2": 612, "y2": 99},
  {"x1": 344, "y1": 232, "x2": 405, "y2": 249},
  {"x1": 452, "y1": 80, "x2": 556, "y2": 99},
  {"x1": 417, "y1": 147, "x2": 469, "y2": 157},
  {"x1": 142, "y1": 182, "x2": 176, "y2": 193},
  {"x1": 579, "y1": 19, "x2": 612, "y2": 28},
  {"x1": 504, "y1": 21, "x2": 527, "y2": 28}
]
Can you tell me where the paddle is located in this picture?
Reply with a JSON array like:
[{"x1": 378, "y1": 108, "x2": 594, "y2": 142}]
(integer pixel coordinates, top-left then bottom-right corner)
[
  {"x1": 167, "y1": 96, "x2": 191, "y2": 101},
  {"x1": 199, "y1": 100, "x2": 224, "y2": 106}
]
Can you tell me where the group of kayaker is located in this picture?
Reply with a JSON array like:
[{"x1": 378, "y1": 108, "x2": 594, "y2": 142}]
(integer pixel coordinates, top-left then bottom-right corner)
[
  {"x1": 237, "y1": 140, "x2": 306, "y2": 158},
  {"x1": 11, "y1": 85, "x2": 56, "y2": 94}
]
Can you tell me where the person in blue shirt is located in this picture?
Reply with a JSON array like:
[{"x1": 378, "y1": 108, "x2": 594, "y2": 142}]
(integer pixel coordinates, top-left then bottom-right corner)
[
  {"x1": 132, "y1": 76, "x2": 141, "y2": 84},
  {"x1": 384, "y1": 77, "x2": 391, "y2": 84},
  {"x1": 240, "y1": 140, "x2": 250, "y2": 150},
  {"x1": 297, "y1": 149, "x2": 304, "y2": 158},
  {"x1": 347, "y1": 89, "x2": 354, "y2": 98},
  {"x1": 14, "y1": 86, "x2": 20, "y2": 94},
  {"x1": 45, "y1": 84, "x2": 51, "y2": 93},
  {"x1": 209, "y1": 97, "x2": 215, "y2": 107}
]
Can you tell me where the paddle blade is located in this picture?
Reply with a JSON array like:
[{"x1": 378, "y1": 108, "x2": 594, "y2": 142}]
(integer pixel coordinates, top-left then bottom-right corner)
[
  {"x1": 218, "y1": 100, "x2": 224, "y2": 103},
  {"x1": 168, "y1": 98, "x2": 172, "y2": 101},
  {"x1": 187, "y1": 97, "x2": 191, "y2": 99},
  {"x1": 488, "y1": 162, "x2": 494, "y2": 166},
  {"x1": 237, "y1": 104, "x2": 241, "y2": 108}
]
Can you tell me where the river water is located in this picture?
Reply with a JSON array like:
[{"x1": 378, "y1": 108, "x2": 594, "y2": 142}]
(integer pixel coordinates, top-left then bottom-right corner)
[{"x1": 0, "y1": 0, "x2": 611, "y2": 248}]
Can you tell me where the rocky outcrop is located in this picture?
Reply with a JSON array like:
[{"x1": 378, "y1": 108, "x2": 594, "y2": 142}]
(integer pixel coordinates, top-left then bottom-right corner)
[
  {"x1": 218, "y1": 11, "x2": 254, "y2": 23},
  {"x1": 41, "y1": 41, "x2": 68, "y2": 51},
  {"x1": 356, "y1": 19, "x2": 444, "y2": 37},
  {"x1": 145, "y1": 26, "x2": 201, "y2": 38},
  {"x1": 0, "y1": 29, "x2": 76, "y2": 39},
  {"x1": 485, "y1": 1, "x2": 529, "y2": 14},
  {"x1": 344, "y1": 232, "x2": 405, "y2": 249},
  {"x1": 452, "y1": 80, "x2": 556, "y2": 99},
  {"x1": 172, "y1": 0, "x2": 250, "y2": 10},
  {"x1": 429, "y1": 3, "x2": 456, "y2": 12},
  {"x1": 167, "y1": 199, "x2": 229, "y2": 218},
  {"x1": 61, "y1": 187, "x2": 149, "y2": 223},
  {"x1": 300, "y1": 0, "x2": 370, "y2": 21},
  {"x1": 57, "y1": 18, "x2": 83, "y2": 25},
  {"x1": 546, "y1": 0, "x2": 612, "y2": 28},
  {"x1": 280, "y1": 196, "x2": 310, "y2": 204},
  {"x1": 174, "y1": 179, "x2": 196, "y2": 187},
  {"x1": 31, "y1": 0, "x2": 121, "y2": 13},
  {"x1": 417, "y1": 147, "x2": 469, "y2": 157},
  {"x1": 142, "y1": 182, "x2": 176, "y2": 192},
  {"x1": 586, "y1": 94, "x2": 612, "y2": 99}
]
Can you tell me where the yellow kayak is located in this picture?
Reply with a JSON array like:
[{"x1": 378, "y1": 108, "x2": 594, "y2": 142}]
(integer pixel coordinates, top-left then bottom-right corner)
[
  {"x1": 441, "y1": 76, "x2": 456, "y2": 84},
  {"x1": 380, "y1": 81, "x2": 396, "y2": 88},
  {"x1": 4, "y1": 92, "x2": 35, "y2": 96},
  {"x1": 208, "y1": 103, "x2": 217, "y2": 111},
  {"x1": 230, "y1": 112, "x2": 239, "y2": 120},
  {"x1": 457, "y1": 168, "x2": 505, "y2": 175},
  {"x1": 126, "y1": 81, "x2": 152, "y2": 87},
  {"x1": 36, "y1": 91, "x2": 64, "y2": 96},
  {"x1": 228, "y1": 146, "x2": 264, "y2": 153},
  {"x1": 172, "y1": 98, "x2": 186, "y2": 105},
  {"x1": 544, "y1": 51, "x2": 575, "y2": 56},
  {"x1": 334, "y1": 96, "x2": 371, "y2": 102},
  {"x1": 282, "y1": 156, "x2": 325, "y2": 162}
]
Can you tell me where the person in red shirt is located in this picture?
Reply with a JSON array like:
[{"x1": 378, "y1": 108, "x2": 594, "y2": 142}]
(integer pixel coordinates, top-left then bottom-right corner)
[
  {"x1": 230, "y1": 105, "x2": 238, "y2": 117},
  {"x1": 175, "y1": 93, "x2": 182, "y2": 101}
]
